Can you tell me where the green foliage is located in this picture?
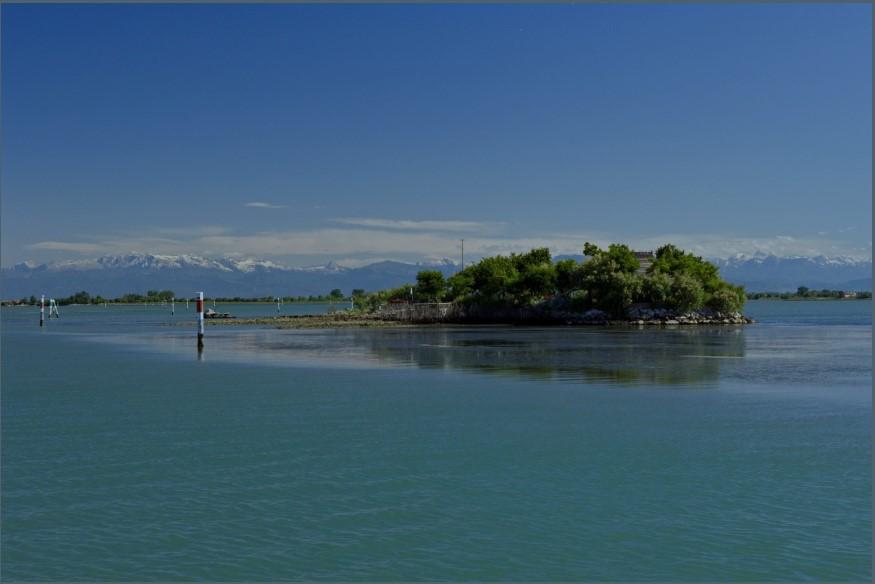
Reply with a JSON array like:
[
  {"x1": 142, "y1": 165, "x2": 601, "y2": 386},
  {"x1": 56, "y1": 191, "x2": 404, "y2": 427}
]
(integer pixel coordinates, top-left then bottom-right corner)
[
  {"x1": 641, "y1": 272, "x2": 673, "y2": 306},
  {"x1": 415, "y1": 270, "x2": 446, "y2": 302},
  {"x1": 796, "y1": 286, "x2": 809, "y2": 297},
  {"x1": 386, "y1": 285, "x2": 414, "y2": 302},
  {"x1": 707, "y1": 284, "x2": 746, "y2": 313},
  {"x1": 514, "y1": 262, "x2": 557, "y2": 304},
  {"x1": 57, "y1": 290, "x2": 91, "y2": 305},
  {"x1": 511, "y1": 247, "x2": 552, "y2": 270},
  {"x1": 469, "y1": 255, "x2": 519, "y2": 304},
  {"x1": 651, "y1": 244, "x2": 720, "y2": 292},
  {"x1": 329, "y1": 288, "x2": 344, "y2": 300},
  {"x1": 579, "y1": 252, "x2": 642, "y2": 316},
  {"x1": 446, "y1": 269, "x2": 475, "y2": 301},
  {"x1": 747, "y1": 288, "x2": 870, "y2": 300},
  {"x1": 555, "y1": 259, "x2": 580, "y2": 294},
  {"x1": 348, "y1": 242, "x2": 743, "y2": 317},
  {"x1": 583, "y1": 242, "x2": 601, "y2": 258},
  {"x1": 582, "y1": 242, "x2": 640, "y2": 274},
  {"x1": 667, "y1": 273, "x2": 705, "y2": 312}
]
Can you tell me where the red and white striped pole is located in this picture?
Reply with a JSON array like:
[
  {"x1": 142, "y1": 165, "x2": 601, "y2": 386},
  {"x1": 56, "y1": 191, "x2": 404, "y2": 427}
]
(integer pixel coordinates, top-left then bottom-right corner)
[
  {"x1": 196, "y1": 291, "x2": 205, "y2": 349},
  {"x1": 39, "y1": 294, "x2": 45, "y2": 327}
]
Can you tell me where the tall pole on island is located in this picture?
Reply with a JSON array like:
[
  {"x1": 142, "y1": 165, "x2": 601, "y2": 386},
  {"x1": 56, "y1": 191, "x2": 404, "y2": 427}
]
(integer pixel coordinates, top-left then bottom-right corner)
[{"x1": 460, "y1": 238, "x2": 465, "y2": 269}]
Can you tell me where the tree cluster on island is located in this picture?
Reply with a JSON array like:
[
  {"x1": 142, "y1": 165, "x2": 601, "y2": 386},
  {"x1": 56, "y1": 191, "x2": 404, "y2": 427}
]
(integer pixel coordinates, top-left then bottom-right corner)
[{"x1": 354, "y1": 243, "x2": 747, "y2": 318}]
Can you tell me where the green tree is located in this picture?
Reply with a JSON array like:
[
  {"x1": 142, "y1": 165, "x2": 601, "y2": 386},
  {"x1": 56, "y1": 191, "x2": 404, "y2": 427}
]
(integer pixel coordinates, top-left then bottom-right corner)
[
  {"x1": 579, "y1": 252, "x2": 642, "y2": 316},
  {"x1": 641, "y1": 272, "x2": 673, "y2": 306},
  {"x1": 707, "y1": 284, "x2": 746, "y2": 313},
  {"x1": 583, "y1": 242, "x2": 640, "y2": 274},
  {"x1": 797, "y1": 286, "x2": 809, "y2": 297},
  {"x1": 651, "y1": 244, "x2": 720, "y2": 292},
  {"x1": 555, "y1": 259, "x2": 580, "y2": 294},
  {"x1": 415, "y1": 270, "x2": 446, "y2": 302},
  {"x1": 511, "y1": 247, "x2": 552, "y2": 271},
  {"x1": 329, "y1": 288, "x2": 344, "y2": 300},
  {"x1": 470, "y1": 255, "x2": 519, "y2": 304},
  {"x1": 446, "y1": 269, "x2": 475, "y2": 301},
  {"x1": 667, "y1": 273, "x2": 705, "y2": 312},
  {"x1": 514, "y1": 262, "x2": 557, "y2": 304}
]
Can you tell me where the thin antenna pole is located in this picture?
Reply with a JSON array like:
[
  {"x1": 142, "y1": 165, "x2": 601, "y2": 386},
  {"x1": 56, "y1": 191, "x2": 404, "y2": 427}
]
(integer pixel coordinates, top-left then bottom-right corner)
[
  {"x1": 39, "y1": 295, "x2": 45, "y2": 327},
  {"x1": 460, "y1": 238, "x2": 465, "y2": 269}
]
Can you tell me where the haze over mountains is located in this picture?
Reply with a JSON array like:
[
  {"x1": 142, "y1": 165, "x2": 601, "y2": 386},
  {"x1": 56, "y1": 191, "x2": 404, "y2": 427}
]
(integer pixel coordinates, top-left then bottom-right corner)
[{"x1": 1, "y1": 252, "x2": 871, "y2": 299}]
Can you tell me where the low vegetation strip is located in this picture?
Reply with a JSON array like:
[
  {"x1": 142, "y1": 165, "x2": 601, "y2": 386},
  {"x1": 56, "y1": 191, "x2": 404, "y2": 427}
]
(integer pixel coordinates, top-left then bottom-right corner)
[{"x1": 201, "y1": 313, "x2": 412, "y2": 329}]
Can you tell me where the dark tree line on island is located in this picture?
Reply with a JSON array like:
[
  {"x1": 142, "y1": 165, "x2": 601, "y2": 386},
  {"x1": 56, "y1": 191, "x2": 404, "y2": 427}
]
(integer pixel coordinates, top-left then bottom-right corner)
[
  {"x1": 354, "y1": 243, "x2": 747, "y2": 318},
  {"x1": 747, "y1": 287, "x2": 871, "y2": 300}
]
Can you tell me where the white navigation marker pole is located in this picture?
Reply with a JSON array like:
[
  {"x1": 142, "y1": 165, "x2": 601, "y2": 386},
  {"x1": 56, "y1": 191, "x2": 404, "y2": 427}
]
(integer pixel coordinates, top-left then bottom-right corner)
[
  {"x1": 196, "y1": 291, "x2": 205, "y2": 350},
  {"x1": 39, "y1": 294, "x2": 45, "y2": 327},
  {"x1": 276, "y1": 296, "x2": 281, "y2": 313},
  {"x1": 171, "y1": 297, "x2": 175, "y2": 316}
]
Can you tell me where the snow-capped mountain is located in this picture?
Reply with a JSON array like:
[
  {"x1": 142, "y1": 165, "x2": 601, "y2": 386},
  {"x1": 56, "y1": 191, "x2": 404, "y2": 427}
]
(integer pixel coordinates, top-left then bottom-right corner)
[
  {"x1": 1, "y1": 254, "x2": 460, "y2": 298},
  {"x1": 1, "y1": 252, "x2": 871, "y2": 299},
  {"x1": 711, "y1": 253, "x2": 872, "y2": 292}
]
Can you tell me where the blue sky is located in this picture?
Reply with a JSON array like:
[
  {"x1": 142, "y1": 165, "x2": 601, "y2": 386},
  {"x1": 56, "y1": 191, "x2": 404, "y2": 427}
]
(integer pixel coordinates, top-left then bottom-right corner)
[{"x1": 2, "y1": 3, "x2": 871, "y2": 267}]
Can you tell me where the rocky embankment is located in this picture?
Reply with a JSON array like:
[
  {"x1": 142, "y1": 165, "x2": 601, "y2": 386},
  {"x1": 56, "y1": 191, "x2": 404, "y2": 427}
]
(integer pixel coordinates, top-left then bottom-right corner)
[
  {"x1": 202, "y1": 306, "x2": 753, "y2": 329},
  {"x1": 577, "y1": 306, "x2": 753, "y2": 325},
  {"x1": 376, "y1": 301, "x2": 754, "y2": 326}
]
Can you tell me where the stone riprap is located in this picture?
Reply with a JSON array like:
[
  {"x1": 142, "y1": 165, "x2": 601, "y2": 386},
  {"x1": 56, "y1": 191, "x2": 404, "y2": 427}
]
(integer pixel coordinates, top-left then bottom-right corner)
[{"x1": 376, "y1": 302, "x2": 754, "y2": 325}]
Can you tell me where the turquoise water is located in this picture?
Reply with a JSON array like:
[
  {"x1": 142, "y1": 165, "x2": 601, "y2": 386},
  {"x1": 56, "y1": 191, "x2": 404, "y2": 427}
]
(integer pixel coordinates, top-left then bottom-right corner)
[{"x1": 1, "y1": 300, "x2": 871, "y2": 580}]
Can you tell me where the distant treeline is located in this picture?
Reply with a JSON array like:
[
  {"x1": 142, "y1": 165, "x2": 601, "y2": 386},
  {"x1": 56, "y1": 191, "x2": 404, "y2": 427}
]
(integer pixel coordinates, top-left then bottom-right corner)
[
  {"x1": 2, "y1": 288, "x2": 363, "y2": 306},
  {"x1": 747, "y1": 287, "x2": 871, "y2": 300}
]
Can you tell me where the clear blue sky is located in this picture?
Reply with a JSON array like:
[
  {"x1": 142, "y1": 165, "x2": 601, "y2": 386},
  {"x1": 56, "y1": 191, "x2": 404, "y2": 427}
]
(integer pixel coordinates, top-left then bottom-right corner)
[{"x1": 2, "y1": 3, "x2": 871, "y2": 266}]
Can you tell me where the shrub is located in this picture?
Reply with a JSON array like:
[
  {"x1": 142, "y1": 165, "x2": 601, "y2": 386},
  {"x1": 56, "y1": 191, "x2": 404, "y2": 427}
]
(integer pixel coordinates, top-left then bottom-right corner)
[
  {"x1": 470, "y1": 255, "x2": 519, "y2": 304},
  {"x1": 641, "y1": 272, "x2": 673, "y2": 306},
  {"x1": 415, "y1": 270, "x2": 446, "y2": 302},
  {"x1": 583, "y1": 242, "x2": 640, "y2": 274},
  {"x1": 446, "y1": 269, "x2": 475, "y2": 301},
  {"x1": 555, "y1": 259, "x2": 580, "y2": 294},
  {"x1": 667, "y1": 273, "x2": 705, "y2": 312},
  {"x1": 514, "y1": 262, "x2": 557, "y2": 304},
  {"x1": 707, "y1": 284, "x2": 746, "y2": 313}
]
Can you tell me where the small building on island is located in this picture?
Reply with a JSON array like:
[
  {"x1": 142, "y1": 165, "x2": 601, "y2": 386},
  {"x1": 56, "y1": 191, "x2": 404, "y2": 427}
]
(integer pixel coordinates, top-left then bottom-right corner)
[{"x1": 634, "y1": 251, "x2": 654, "y2": 275}]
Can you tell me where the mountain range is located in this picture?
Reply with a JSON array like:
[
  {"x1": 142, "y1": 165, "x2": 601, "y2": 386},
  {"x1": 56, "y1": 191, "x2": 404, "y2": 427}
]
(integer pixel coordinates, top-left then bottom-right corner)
[{"x1": 1, "y1": 252, "x2": 871, "y2": 299}]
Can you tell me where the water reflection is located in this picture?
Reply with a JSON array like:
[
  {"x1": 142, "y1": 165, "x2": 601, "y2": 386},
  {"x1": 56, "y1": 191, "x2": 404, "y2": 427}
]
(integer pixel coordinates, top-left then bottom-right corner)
[
  {"x1": 345, "y1": 327, "x2": 746, "y2": 386},
  {"x1": 94, "y1": 325, "x2": 747, "y2": 387}
]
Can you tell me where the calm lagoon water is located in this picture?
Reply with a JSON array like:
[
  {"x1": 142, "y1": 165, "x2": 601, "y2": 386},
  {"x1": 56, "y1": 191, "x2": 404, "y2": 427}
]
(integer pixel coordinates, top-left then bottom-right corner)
[{"x1": 1, "y1": 300, "x2": 871, "y2": 580}]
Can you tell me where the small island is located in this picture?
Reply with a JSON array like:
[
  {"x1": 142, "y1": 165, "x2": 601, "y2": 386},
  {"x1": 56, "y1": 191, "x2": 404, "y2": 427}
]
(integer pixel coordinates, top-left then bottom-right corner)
[
  {"x1": 216, "y1": 243, "x2": 754, "y2": 328},
  {"x1": 360, "y1": 242, "x2": 751, "y2": 325}
]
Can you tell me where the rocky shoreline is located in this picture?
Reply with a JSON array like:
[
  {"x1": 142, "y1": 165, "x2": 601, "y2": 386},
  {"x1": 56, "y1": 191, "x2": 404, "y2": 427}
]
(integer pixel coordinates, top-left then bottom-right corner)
[{"x1": 201, "y1": 307, "x2": 753, "y2": 329}]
